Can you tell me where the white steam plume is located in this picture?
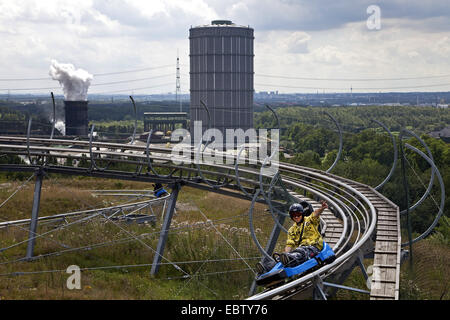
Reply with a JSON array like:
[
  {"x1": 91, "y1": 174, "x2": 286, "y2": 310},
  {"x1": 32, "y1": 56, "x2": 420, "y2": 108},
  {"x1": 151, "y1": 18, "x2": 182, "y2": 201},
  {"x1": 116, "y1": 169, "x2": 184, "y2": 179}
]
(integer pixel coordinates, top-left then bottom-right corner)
[
  {"x1": 55, "y1": 120, "x2": 66, "y2": 136},
  {"x1": 49, "y1": 60, "x2": 93, "y2": 101}
]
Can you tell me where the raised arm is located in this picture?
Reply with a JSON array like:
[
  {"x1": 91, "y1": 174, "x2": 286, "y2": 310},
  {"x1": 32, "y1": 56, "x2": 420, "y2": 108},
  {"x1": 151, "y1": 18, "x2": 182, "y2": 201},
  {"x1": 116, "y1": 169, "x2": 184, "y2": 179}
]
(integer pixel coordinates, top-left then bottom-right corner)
[{"x1": 312, "y1": 200, "x2": 328, "y2": 218}]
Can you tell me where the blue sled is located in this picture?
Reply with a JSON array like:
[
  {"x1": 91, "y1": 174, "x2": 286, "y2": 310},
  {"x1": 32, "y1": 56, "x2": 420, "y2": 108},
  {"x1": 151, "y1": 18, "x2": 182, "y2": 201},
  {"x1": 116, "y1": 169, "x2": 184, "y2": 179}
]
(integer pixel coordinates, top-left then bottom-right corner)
[{"x1": 255, "y1": 242, "x2": 336, "y2": 287}]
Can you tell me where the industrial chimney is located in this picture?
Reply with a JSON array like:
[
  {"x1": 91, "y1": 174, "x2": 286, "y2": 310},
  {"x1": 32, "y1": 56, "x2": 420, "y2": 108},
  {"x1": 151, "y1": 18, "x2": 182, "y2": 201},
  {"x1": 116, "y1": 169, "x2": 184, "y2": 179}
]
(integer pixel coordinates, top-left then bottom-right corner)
[
  {"x1": 49, "y1": 60, "x2": 92, "y2": 137},
  {"x1": 64, "y1": 100, "x2": 89, "y2": 136}
]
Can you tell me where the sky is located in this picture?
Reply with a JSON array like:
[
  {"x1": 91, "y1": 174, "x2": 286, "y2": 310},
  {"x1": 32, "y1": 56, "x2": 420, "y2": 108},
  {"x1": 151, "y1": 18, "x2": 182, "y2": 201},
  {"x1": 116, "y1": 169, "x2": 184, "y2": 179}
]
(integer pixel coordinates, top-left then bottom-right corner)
[{"x1": 1, "y1": 0, "x2": 450, "y2": 95}]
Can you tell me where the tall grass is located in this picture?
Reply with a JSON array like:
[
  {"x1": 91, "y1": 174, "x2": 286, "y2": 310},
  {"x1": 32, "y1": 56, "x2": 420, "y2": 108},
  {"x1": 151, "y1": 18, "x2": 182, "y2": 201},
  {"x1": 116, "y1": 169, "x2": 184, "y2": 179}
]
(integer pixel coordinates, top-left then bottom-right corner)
[
  {"x1": 1, "y1": 176, "x2": 447, "y2": 300},
  {"x1": 0, "y1": 177, "x2": 289, "y2": 299},
  {"x1": 399, "y1": 239, "x2": 449, "y2": 300}
]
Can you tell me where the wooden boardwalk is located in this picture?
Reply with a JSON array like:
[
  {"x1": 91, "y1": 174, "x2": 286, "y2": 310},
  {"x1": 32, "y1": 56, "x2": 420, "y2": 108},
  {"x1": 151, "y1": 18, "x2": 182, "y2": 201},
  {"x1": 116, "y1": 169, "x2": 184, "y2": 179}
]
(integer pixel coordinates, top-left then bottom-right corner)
[
  {"x1": 358, "y1": 186, "x2": 401, "y2": 300},
  {"x1": 0, "y1": 136, "x2": 403, "y2": 300},
  {"x1": 288, "y1": 180, "x2": 401, "y2": 300}
]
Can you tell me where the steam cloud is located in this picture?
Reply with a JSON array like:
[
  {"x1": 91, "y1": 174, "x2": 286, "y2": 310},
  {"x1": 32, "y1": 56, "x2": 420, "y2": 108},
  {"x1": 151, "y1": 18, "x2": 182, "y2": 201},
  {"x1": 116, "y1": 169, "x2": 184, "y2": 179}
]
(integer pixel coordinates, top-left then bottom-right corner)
[
  {"x1": 55, "y1": 120, "x2": 65, "y2": 136},
  {"x1": 49, "y1": 60, "x2": 93, "y2": 101}
]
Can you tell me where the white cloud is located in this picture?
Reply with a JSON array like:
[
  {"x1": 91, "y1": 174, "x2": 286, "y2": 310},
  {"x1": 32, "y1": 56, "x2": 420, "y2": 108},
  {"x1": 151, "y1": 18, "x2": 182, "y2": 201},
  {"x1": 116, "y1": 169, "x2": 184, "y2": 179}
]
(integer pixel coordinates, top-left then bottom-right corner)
[
  {"x1": 0, "y1": 0, "x2": 449, "y2": 94},
  {"x1": 286, "y1": 32, "x2": 311, "y2": 54},
  {"x1": 254, "y1": 18, "x2": 450, "y2": 93}
]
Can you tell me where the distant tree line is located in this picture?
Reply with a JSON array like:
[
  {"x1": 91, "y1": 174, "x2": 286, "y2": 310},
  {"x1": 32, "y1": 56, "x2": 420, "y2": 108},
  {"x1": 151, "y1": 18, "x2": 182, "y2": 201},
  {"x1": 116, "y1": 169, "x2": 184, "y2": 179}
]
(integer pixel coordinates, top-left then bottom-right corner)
[
  {"x1": 0, "y1": 105, "x2": 53, "y2": 135},
  {"x1": 254, "y1": 105, "x2": 450, "y2": 134},
  {"x1": 87, "y1": 101, "x2": 188, "y2": 122},
  {"x1": 90, "y1": 120, "x2": 144, "y2": 138},
  {"x1": 0, "y1": 100, "x2": 189, "y2": 123},
  {"x1": 255, "y1": 105, "x2": 449, "y2": 242}
]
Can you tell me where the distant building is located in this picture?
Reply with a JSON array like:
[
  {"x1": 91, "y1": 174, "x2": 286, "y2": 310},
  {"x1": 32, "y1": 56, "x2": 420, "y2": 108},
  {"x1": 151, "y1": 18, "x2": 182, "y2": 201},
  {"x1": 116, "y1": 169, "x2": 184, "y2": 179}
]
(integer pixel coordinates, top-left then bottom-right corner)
[
  {"x1": 428, "y1": 126, "x2": 450, "y2": 143},
  {"x1": 143, "y1": 112, "x2": 187, "y2": 133},
  {"x1": 189, "y1": 20, "x2": 254, "y2": 142}
]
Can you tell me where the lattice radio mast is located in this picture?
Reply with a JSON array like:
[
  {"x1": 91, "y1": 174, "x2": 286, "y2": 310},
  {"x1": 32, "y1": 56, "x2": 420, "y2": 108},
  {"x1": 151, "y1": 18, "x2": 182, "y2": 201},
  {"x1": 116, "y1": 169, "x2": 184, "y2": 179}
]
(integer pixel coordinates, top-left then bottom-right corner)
[{"x1": 176, "y1": 50, "x2": 182, "y2": 112}]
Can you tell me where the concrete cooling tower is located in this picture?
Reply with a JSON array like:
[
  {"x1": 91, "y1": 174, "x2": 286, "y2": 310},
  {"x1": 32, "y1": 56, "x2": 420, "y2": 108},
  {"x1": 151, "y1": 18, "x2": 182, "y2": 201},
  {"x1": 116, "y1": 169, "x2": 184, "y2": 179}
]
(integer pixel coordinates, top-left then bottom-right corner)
[{"x1": 64, "y1": 100, "x2": 88, "y2": 136}]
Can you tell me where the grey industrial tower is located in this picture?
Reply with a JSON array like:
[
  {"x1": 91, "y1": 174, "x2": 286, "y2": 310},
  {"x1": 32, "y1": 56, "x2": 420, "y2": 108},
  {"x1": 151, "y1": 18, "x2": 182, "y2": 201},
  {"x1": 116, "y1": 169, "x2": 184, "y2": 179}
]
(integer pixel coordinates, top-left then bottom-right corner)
[
  {"x1": 64, "y1": 100, "x2": 88, "y2": 136},
  {"x1": 189, "y1": 20, "x2": 254, "y2": 142}
]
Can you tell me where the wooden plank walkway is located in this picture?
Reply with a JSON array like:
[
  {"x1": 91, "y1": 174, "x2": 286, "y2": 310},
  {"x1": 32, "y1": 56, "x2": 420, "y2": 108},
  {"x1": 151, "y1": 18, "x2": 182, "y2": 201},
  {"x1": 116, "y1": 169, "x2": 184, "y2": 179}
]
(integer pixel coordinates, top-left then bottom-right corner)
[
  {"x1": 359, "y1": 188, "x2": 401, "y2": 300},
  {"x1": 288, "y1": 182, "x2": 401, "y2": 300}
]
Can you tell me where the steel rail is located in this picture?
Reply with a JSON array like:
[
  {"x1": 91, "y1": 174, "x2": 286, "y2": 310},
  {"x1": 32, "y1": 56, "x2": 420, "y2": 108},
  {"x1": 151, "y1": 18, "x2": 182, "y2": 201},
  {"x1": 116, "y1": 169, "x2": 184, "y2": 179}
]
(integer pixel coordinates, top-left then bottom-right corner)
[
  {"x1": 145, "y1": 129, "x2": 181, "y2": 178},
  {"x1": 0, "y1": 138, "x2": 361, "y2": 192},
  {"x1": 403, "y1": 144, "x2": 445, "y2": 246},
  {"x1": 1, "y1": 138, "x2": 380, "y2": 255},
  {"x1": 248, "y1": 180, "x2": 348, "y2": 260},
  {"x1": 0, "y1": 136, "x2": 382, "y2": 300},
  {"x1": 247, "y1": 184, "x2": 376, "y2": 300},
  {"x1": 0, "y1": 193, "x2": 170, "y2": 228},
  {"x1": 244, "y1": 164, "x2": 366, "y2": 298},
  {"x1": 0, "y1": 136, "x2": 383, "y2": 218},
  {"x1": 49, "y1": 92, "x2": 56, "y2": 140},
  {"x1": 0, "y1": 138, "x2": 373, "y2": 222},
  {"x1": 0, "y1": 136, "x2": 175, "y2": 155},
  {"x1": 323, "y1": 111, "x2": 343, "y2": 173},
  {"x1": 160, "y1": 145, "x2": 373, "y2": 298},
  {"x1": 279, "y1": 176, "x2": 350, "y2": 253},
  {"x1": 1, "y1": 138, "x2": 374, "y2": 233},
  {"x1": 283, "y1": 176, "x2": 362, "y2": 256},
  {"x1": 128, "y1": 96, "x2": 138, "y2": 145},
  {"x1": 398, "y1": 129, "x2": 435, "y2": 216},
  {"x1": 247, "y1": 163, "x2": 375, "y2": 299},
  {"x1": 280, "y1": 173, "x2": 372, "y2": 265},
  {"x1": 192, "y1": 100, "x2": 232, "y2": 189},
  {"x1": 370, "y1": 119, "x2": 398, "y2": 191}
]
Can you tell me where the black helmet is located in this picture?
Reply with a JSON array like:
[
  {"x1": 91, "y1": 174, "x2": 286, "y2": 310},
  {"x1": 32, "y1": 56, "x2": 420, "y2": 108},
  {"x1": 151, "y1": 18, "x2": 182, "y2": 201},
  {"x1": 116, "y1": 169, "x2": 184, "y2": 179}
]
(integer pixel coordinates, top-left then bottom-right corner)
[
  {"x1": 153, "y1": 183, "x2": 163, "y2": 190},
  {"x1": 289, "y1": 203, "x2": 304, "y2": 220},
  {"x1": 299, "y1": 201, "x2": 314, "y2": 217}
]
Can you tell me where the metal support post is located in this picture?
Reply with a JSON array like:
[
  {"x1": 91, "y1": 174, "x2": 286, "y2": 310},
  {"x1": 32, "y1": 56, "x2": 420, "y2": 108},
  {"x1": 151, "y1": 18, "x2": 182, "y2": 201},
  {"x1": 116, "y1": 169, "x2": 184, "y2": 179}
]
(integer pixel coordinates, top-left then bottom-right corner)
[
  {"x1": 25, "y1": 170, "x2": 43, "y2": 260},
  {"x1": 248, "y1": 212, "x2": 286, "y2": 296},
  {"x1": 313, "y1": 276, "x2": 327, "y2": 300},
  {"x1": 322, "y1": 281, "x2": 370, "y2": 295},
  {"x1": 399, "y1": 138, "x2": 413, "y2": 267},
  {"x1": 150, "y1": 182, "x2": 180, "y2": 276},
  {"x1": 357, "y1": 253, "x2": 369, "y2": 281},
  {"x1": 324, "y1": 256, "x2": 358, "y2": 298}
]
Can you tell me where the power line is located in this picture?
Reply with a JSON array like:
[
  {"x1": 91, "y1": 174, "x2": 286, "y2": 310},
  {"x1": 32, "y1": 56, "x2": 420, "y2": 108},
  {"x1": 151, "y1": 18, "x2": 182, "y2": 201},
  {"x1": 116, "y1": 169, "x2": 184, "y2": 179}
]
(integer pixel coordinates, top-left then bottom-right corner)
[
  {"x1": 0, "y1": 263, "x2": 255, "y2": 278},
  {"x1": 0, "y1": 206, "x2": 266, "y2": 267},
  {"x1": 255, "y1": 82, "x2": 450, "y2": 91},
  {"x1": 0, "y1": 86, "x2": 61, "y2": 91},
  {"x1": 255, "y1": 73, "x2": 450, "y2": 82},
  {"x1": 0, "y1": 77, "x2": 52, "y2": 82},
  {"x1": 4, "y1": 65, "x2": 450, "y2": 83},
  {"x1": 1, "y1": 74, "x2": 175, "y2": 91},
  {"x1": 4, "y1": 77, "x2": 450, "y2": 94},
  {"x1": 91, "y1": 74, "x2": 173, "y2": 87},
  {"x1": 90, "y1": 82, "x2": 175, "y2": 95},
  {"x1": 92, "y1": 64, "x2": 173, "y2": 76},
  {"x1": 0, "y1": 64, "x2": 174, "y2": 81},
  {"x1": 184, "y1": 66, "x2": 450, "y2": 81}
]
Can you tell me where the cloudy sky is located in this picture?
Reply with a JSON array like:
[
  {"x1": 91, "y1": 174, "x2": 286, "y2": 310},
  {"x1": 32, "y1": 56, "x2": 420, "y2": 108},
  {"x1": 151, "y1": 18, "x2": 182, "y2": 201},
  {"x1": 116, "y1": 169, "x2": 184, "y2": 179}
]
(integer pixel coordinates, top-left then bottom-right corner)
[{"x1": 1, "y1": 0, "x2": 450, "y2": 95}]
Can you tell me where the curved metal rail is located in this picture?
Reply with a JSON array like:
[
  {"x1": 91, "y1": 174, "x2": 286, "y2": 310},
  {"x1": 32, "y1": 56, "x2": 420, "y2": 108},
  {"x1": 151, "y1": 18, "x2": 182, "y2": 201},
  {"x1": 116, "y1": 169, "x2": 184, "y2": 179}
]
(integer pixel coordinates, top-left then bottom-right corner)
[
  {"x1": 0, "y1": 190, "x2": 169, "y2": 229},
  {"x1": 0, "y1": 135, "x2": 406, "y2": 300}
]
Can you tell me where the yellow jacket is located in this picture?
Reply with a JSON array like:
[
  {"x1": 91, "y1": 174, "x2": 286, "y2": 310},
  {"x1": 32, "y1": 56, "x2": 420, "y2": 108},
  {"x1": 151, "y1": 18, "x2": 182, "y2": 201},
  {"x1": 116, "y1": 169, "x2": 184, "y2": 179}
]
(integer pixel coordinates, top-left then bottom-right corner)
[{"x1": 286, "y1": 214, "x2": 323, "y2": 250}]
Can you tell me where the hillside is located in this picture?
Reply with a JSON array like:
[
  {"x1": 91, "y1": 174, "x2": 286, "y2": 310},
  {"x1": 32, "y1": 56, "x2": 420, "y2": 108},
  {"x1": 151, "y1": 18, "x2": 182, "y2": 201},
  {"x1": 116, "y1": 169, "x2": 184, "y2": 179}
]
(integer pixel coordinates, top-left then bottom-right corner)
[{"x1": 0, "y1": 177, "x2": 447, "y2": 300}]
